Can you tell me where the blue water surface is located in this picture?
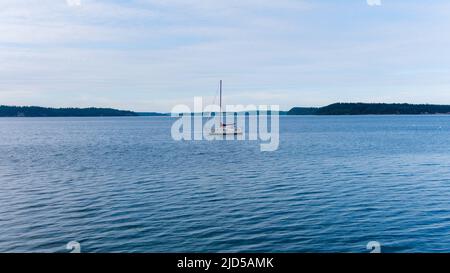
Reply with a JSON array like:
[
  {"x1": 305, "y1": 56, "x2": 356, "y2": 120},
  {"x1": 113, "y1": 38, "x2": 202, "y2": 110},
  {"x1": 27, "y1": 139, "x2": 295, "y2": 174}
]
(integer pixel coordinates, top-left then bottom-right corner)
[{"x1": 1, "y1": 116, "x2": 450, "y2": 253}]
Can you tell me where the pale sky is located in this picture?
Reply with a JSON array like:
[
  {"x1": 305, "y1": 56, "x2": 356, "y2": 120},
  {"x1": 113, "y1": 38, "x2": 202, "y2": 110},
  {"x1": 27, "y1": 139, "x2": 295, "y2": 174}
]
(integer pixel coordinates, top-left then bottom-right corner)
[{"x1": 1, "y1": 0, "x2": 450, "y2": 111}]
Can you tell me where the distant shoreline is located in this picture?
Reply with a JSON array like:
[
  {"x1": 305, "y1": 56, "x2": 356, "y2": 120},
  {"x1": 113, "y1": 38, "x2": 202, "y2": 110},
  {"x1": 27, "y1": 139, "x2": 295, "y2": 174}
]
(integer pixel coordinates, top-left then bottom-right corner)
[
  {"x1": 2, "y1": 103, "x2": 450, "y2": 117},
  {"x1": 287, "y1": 103, "x2": 450, "y2": 115},
  {"x1": 0, "y1": 105, "x2": 168, "y2": 117}
]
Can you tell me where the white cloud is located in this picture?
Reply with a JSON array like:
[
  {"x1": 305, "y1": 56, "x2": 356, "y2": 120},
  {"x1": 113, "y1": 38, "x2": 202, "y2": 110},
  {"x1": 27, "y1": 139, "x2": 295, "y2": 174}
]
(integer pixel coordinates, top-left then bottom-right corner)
[
  {"x1": 367, "y1": 0, "x2": 382, "y2": 6},
  {"x1": 66, "y1": 0, "x2": 81, "y2": 7}
]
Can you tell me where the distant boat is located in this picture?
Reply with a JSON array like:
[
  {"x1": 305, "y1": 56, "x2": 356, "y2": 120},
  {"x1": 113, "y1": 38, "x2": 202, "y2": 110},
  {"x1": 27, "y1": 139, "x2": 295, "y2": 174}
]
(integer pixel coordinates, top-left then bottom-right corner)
[{"x1": 210, "y1": 80, "x2": 243, "y2": 135}]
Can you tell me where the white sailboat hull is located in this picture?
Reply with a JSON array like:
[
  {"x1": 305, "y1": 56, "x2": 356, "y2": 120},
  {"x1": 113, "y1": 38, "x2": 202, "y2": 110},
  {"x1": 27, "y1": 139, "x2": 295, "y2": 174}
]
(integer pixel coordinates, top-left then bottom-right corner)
[{"x1": 210, "y1": 126, "x2": 243, "y2": 135}]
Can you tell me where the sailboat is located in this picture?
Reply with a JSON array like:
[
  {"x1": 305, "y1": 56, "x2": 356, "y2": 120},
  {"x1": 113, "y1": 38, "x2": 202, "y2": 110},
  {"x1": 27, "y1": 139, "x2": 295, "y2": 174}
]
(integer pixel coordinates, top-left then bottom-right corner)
[{"x1": 210, "y1": 80, "x2": 243, "y2": 135}]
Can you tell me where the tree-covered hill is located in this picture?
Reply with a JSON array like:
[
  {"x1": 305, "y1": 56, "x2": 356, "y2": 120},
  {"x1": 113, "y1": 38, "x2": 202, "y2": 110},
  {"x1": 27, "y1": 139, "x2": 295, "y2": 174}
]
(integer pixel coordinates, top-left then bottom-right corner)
[
  {"x1": 0, "y1": 105, "x2": 138, "y2": 117},
  {"x1": 288, "y1": 103, "x2": 450, "y2": 115}
]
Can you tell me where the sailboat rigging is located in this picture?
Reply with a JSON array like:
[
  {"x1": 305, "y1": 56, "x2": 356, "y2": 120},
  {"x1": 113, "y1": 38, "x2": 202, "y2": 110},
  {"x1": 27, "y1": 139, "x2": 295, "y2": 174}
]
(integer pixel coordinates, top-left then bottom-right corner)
[{"x1": 210, "y1": 80, "x2": 243, "y2": 135}]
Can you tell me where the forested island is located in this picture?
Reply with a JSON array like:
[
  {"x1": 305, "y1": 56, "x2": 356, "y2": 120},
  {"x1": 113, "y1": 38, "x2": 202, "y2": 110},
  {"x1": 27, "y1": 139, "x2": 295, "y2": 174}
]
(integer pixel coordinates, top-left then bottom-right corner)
[
  {"x1": 136, "y1": 112, "x2": 169, "y2": 116},
  {"x1": 3, "y1": 103, "x2": 450, "y2": 117},
  {"x1": 0, "y1": 106, "x2": 138, "y2": 117},
  {"x1": 288, "y1": 103, "x2": 450, "y2": 115}
]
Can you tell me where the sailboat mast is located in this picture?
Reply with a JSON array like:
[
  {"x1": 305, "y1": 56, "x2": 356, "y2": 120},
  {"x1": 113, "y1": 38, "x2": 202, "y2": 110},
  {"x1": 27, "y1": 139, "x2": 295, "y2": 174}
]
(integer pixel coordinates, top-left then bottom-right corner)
[
  {"x1": 219, "y1": 80, "x2": 222, "y2": 114},
  {"x1": 219, "y1": 80, "x2": 222, "y2": 122}
]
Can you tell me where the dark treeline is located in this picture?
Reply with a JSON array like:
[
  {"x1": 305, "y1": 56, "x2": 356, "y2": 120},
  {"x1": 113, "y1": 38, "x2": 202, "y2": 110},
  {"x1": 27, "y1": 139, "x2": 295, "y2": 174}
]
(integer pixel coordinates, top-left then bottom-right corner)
[
  {"x1": 288, "y1": 103, "x2": 450, "y2": 115},
  {"x1": 136, "y1": 112, "x2": 169, "y2": 116},
  {"x1": 285, "y1": 107, "x2": 319, "y2": 115},
  {"x1": 0, "y1": 105, "x2": 138, "y2": 117},
  {"x1": 4, "y1": 103, "x2": 450, "y2": 117}
]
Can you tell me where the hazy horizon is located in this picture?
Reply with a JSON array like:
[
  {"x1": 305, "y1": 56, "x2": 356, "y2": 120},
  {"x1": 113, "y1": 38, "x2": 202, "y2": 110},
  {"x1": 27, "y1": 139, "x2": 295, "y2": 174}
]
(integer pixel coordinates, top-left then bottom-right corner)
[
  {"x1": 6, "y1": 101, "x2": 450, "y2": 113},
  {"x1": 1, "y1": 0, "x2": 450, "y2": 112}
]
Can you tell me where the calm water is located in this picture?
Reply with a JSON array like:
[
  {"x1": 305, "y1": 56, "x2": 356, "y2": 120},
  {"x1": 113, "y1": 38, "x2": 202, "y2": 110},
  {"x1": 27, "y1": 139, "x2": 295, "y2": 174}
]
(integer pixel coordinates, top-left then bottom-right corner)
[{"x1": 1, "y1": 116, "x2": 450, "y2": 253}]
